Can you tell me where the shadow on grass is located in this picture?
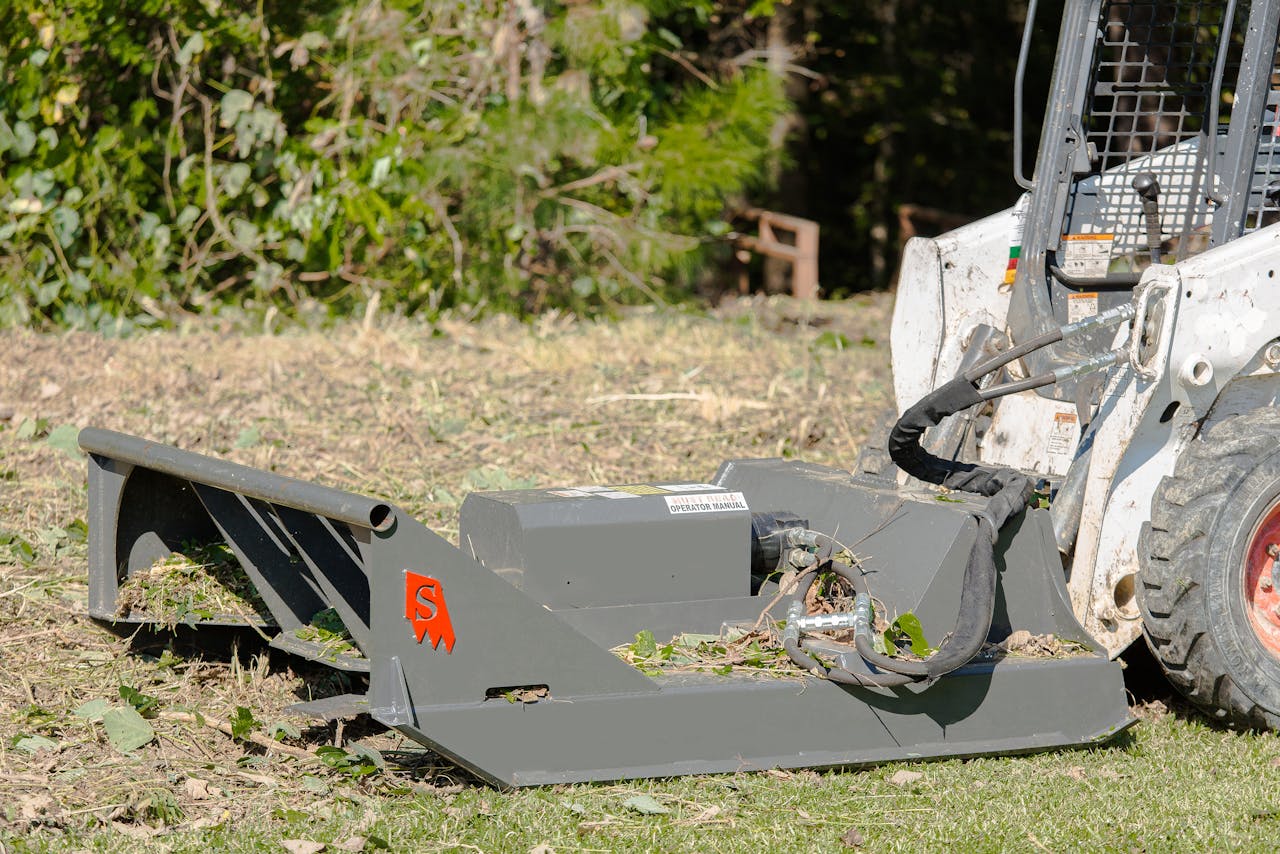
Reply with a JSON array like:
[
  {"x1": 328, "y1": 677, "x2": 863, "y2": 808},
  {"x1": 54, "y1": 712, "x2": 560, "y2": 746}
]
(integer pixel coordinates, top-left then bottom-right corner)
[{"x1": 1118, "y1": 638, "x2": 1245, "y2": 733}]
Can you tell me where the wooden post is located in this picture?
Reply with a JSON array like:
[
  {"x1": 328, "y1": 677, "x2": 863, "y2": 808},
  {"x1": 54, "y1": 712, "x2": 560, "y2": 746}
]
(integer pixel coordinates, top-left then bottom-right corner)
[
  {"x1": 732, "y1": 209, "x2": 820, "y2": 300},
  {"x1": 790, "y1": 217, "x2": 819, "y2": 300}
]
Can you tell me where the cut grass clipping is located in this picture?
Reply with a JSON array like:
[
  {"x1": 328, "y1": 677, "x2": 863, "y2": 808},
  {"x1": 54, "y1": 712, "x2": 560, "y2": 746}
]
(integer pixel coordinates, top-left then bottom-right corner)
[
  {"x1": 292, "y1": 607, "x2": 361, "y2": 661},
  {"x1": 614, "y1": 626, "x2": 802, "y2": 678},
  {"x1": 615, "y1": 623, "x2": 1093, "y2": 681},
  {"x1": 615, "y1": 589, "x2": 1090, "y2": 681},
  {"x1": 116, "y1": 544, "x2": 363, "y2": 661},
  {"x1": 116, "y1": 541, "x2": 273, "y2": 628}
]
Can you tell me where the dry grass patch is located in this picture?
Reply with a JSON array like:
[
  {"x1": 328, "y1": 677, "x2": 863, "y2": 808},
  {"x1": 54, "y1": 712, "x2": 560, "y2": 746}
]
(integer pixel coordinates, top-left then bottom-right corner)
[{"x1": 116, "y1": 544, "x2": 273, "y2": 628}]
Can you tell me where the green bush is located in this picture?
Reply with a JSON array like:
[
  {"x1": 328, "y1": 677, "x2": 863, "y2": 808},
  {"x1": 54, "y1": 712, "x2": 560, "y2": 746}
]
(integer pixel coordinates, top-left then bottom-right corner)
[{"x1": 0, "y1": 1, "x2": 790, "y2": 329}]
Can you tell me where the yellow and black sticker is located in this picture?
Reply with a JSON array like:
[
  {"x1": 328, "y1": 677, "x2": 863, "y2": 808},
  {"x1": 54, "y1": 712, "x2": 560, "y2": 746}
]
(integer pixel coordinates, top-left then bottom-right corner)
[
  {"x1": 1067, "y1": 292, "x2": 1099, "y2": 323},
  {"x1": 1060, "y1": 234, "x2": 1114, "y2": 279},
  {"x1": 610, "y1": 484, "x2": 671, "y2": 495}
]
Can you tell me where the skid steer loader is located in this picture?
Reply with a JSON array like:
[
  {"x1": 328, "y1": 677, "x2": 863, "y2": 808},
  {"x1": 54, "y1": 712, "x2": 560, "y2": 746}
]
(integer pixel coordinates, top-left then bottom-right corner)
[
  {"x1": 76, "y1": 0, "x2": 1280, "y2": 785},
  {"x1": 892, "y1": 0, "x2": 1280, "y2": 729}
]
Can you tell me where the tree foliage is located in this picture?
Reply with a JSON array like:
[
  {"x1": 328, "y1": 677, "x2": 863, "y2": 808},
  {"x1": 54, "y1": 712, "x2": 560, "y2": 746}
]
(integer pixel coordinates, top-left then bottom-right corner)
[
  {"x1": 795, "y1": 0, "x2": 1055, "y2": 293},
  {"x1": 0, "y1": 1, "x2": 790, "y2": 329}
]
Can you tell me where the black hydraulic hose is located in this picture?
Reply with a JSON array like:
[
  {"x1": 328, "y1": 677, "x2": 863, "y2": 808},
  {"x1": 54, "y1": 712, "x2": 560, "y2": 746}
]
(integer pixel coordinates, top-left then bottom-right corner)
[
  {"x1": 781, "y1": 569, "x2": 916, "y2": 688},
  {"x1": 961, "y1": 327, "x2": 1061, "y2": 383},
  {"x1": 784, "y1": 637, "x2": 915, "y2": 688},
  {"x1": 978, "y1": 372, "x2": 1056, "y2": 400},
  {"x1": 820, "y1": 310, "x2": 1130, "y2": 683},
  {"x1": 963, "y1": 302, "x2": 1136, "y2": 384},
  {"x1": 871, "y1": 375, "x2": 1034, "y2": 680},
  {"x1": 888, "y1": 377, "x2": 1034, "y2": 540},
  {"x1": 852, "y1": 517, "x2": 998, "y2": 679},
  {"x1": 981, "y1": 348, "x2": 1126, "y2": 402},
  {"x1": 780, "y1": 521, "x2": 1002, "y2": 685}
]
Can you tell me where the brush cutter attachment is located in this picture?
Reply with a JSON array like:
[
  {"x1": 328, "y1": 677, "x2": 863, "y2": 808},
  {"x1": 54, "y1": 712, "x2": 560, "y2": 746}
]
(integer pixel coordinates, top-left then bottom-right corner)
[{"x1": 81, "y1": 427, "x2": 1132, "y2": 787}]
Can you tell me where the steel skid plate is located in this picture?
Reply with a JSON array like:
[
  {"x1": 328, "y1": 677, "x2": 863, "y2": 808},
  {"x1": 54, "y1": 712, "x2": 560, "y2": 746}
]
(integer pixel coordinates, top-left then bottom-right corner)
[{"x1": 82, "y1": 430, "x2": 1133, "y2": 787}]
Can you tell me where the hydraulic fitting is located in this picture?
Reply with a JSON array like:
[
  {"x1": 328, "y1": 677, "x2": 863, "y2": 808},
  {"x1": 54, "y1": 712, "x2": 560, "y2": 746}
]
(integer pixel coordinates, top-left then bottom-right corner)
[
  {"x1": 782, "y1": 600, "x2": 805, "y2": 645},
  {"x1": 1060, "y1": 302, "x2": 1137, "y2": 338}
]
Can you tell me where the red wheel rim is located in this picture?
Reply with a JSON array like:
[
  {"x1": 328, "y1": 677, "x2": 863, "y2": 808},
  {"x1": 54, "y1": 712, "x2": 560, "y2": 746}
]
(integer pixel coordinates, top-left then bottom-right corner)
[{"x1": 1244, "y1": 496, "x2": 1280, "y2": 657}]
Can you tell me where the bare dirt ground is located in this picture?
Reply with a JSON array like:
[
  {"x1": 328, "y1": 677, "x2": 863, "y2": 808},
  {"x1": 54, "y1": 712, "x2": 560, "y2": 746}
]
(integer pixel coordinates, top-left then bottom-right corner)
[{"x1": 0, "y1": 295, "x2": 894, "y2": 848}]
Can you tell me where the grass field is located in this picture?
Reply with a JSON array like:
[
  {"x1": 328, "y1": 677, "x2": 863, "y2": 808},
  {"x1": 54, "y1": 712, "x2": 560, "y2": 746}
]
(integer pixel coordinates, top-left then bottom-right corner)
[{"x1": 3, "y1": 295, "x2": 1280, "y2": 852}]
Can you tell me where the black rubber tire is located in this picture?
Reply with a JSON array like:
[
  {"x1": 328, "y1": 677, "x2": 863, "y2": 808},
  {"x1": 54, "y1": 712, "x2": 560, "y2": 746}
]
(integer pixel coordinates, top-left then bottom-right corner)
[{"x1": 1138, "y1": 406, "x2": 1280, "y2": 729}]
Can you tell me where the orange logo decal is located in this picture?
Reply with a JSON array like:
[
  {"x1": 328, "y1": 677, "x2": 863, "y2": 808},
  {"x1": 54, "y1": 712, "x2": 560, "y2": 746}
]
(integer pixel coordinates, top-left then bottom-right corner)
[{"x1": 404, "y1": 571, "x2": 455, "y2": 652}]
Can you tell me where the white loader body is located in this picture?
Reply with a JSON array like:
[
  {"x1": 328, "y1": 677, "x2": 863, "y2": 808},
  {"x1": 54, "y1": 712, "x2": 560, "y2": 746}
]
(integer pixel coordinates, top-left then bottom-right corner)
[{"x1": 893, "y1": 206, "x2": 1280, "y2": 656}]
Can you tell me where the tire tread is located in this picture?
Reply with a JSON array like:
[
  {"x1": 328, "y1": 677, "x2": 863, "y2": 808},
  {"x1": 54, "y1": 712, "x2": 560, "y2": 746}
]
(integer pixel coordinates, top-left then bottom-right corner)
[{"x1": 1138, "y1": 408, "x2": 1280, "y2": 729}]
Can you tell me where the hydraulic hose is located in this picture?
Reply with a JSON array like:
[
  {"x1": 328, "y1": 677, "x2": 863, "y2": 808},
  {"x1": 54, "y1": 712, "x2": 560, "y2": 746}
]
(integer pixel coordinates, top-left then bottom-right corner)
[
  {"x1": 784, "y1": 307, "x2": 1134, "y2": 686},
  {"x1": 978, "y1": 348, "x2": 1126, "y2": 401},
  {"x1": 978, "y1": 372, "x2": 1057, "y2": 399},
  {"x1": 779, "y1": 519, "x2": 1001, "y2": 686},
  {"x1": 962, "y1": 327, "x2": 1062, "y2": 383},
  {"x1": 961, "y1": 303, "x2": 1134, "y2": 384},
  {"x1": 781, "y1": 378, "x2": 1032, "y2": 686},
  {"x1": 887, "y1": 375, "x2": 1035, "y2": 533},
  {"x1": 868, "y1": 315, "x2": 1132, "y2": 679},
  {"x1": 853, "y1": 518, "x2": 999, "y2": 679},
  {"x1": 781, "y1": 565, "x2": 917, "y2": 688}
]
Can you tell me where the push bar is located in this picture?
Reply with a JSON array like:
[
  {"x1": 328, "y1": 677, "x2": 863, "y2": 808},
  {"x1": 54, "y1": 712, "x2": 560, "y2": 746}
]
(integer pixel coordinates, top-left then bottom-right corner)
[{"x1": 78, "y1": 427, "x2": 394, "y2": 532}]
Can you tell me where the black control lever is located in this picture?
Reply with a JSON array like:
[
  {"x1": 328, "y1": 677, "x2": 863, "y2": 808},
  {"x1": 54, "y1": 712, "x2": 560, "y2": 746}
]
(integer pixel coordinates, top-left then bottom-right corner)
[
  {"x1": 1265, "y1": 179, "x2": 1280, "y2": 206},
  {"x1": 1131, "y1": 172, "x2": 1163, "y2": 264}
]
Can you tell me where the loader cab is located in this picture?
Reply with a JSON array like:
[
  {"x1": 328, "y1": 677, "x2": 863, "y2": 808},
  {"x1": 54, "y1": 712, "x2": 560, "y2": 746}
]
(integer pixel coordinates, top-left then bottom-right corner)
[{"x1": 1009, "y1": 0, "x2": 1280, "y2": 379}]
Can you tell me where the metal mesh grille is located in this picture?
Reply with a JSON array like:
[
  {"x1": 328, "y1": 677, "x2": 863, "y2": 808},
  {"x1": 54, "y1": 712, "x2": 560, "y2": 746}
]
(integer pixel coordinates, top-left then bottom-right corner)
[
  {"x1": 1242, "y1": 40, "x2": 1280, "y2": 232},
  {"x1": 1088, "y1": 0, "x2": 1230, "y2": 170},
  {"x1": 1066, "y1": 0, "x2": 1239, "y2": 257}
]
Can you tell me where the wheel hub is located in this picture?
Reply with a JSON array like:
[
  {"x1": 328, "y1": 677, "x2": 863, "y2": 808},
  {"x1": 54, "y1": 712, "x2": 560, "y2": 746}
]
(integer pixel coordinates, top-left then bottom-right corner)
[{"x1": 1243, "y1": 497, "x2": 1280, "y2": 656}]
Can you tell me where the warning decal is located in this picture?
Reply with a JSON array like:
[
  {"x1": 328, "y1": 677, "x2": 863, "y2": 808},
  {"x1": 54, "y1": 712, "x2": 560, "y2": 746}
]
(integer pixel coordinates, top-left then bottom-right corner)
[
  {"x1": 1067, "y1": 292, "x2": 1099, "y2": 324},
  {"x1": 1046, "y1": 411, "x2": 1078, "y2": 457},
  {"x1": 664, "y1": 492, "x2": 749, "y2": 515},
  {"x1": 1060, "y1": 234, "x2": 1114, "y2": 279}
]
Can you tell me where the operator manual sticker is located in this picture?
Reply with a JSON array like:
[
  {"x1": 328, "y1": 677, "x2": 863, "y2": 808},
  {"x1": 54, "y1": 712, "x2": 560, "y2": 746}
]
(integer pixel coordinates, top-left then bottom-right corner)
[
  {"x1": 1060, "y1": 233, "x2": 1114, "y2": 279},
  {"x1": 665, "y1": 492, "x2": 749, "y2": 514}
]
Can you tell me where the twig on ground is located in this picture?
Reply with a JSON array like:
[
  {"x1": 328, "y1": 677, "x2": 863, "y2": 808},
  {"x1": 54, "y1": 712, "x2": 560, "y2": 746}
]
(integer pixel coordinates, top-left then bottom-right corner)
[{"x1": 159, "y1": 711, "x2": 316, "y2": 760}]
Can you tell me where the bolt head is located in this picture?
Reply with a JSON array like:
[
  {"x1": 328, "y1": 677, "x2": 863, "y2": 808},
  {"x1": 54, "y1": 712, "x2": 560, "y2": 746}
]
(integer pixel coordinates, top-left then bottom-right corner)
[
  {"x1": 1266, "y1": 341, "x2": 1280, "y2": 369},
  {"x1": 1262, "y1": 575, "x2": 1274, "y2": 591},
  {"x1": 787, "y1": 548, "x2": 817, "y2": 569}
]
